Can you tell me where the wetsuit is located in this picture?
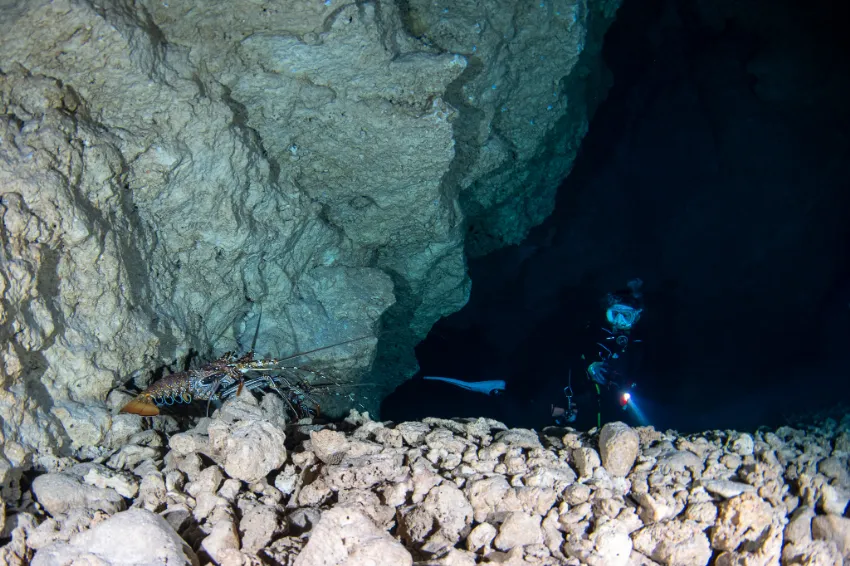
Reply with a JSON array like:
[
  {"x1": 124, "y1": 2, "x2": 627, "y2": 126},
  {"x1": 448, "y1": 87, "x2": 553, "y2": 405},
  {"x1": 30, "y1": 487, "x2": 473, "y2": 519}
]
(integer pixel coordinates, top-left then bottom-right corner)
[{"x1": 581, "y1": 322, "x2": 643, "y2": 428}]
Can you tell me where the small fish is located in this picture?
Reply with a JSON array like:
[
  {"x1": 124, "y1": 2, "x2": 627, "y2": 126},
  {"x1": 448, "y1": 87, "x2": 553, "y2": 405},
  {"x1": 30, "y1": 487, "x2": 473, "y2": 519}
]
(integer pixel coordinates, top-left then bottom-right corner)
[{"x1": 422, "y1": 376, "x2": 506, "y2": 396}]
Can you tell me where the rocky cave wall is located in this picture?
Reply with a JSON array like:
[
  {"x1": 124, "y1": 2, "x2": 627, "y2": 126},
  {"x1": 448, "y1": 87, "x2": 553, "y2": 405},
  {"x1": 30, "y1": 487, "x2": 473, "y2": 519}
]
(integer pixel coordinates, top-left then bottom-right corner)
[{"x1": 0, "y1": 0, "x2": 621, "y2": 465}]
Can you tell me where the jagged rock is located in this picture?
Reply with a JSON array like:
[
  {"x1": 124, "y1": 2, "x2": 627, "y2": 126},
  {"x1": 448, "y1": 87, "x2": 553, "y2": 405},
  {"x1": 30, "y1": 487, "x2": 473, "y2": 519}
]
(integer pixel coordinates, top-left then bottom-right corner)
[
  {"x1": 785, "y1": 505, "x2": 816, "y2": 545},
  {"x1": 324, "y1": 453, "x2": 407, "y2": 490},
  {"x1": 107, "y1": 445, "x2": 160, "y2": 471},
  {"x1": 493, "y1": 428, "x2": 543, "y2": 450},
  {"x1": 563, "y1": 483, "x2": 592, "y2": 505},
  {"x1": 811, "y1": 515, "x2": 850, "y2": 560},
  {"x1": 492, "y1": 512, "x2": 544, "y2": 551},
  {"x1": 633, "y1": 491, "x2": 677, "y2": 524},
  {"x1": 467, "y1": 522, "x2": 497, "y2": 552},
  {"x1": 420, "y1": 483, "x2": 474, "y2": 543},
  {"x1": 712, "y1": 492, "x2": 786, "y2": 564},
  {"x1": 137, "y1": 473, "x2": 167, "y2": 512},
  {"x1": 466, "y1": 476, "x2": 516, "y2": 523},
  {"x1": 185, "y1": 465, "x2": 225, "y2": 498},
  {"x1": 31, "y1": 509, "x2": 198, "y2": 566},
  {"x1": 309, "y1": 429, "x2": 351, "y2": 465},
  {"x1": 71, "y1": 463, "x2": 139, "y2": 499},
  {"x1": 654, "y1": 449, "x2": 704, "y2": 475},
  {"x1": 729, "y1": 433, "x2": 755, "y2": 456},
  {"x1": 201, "y1": 520, "x2": 240, "y2": 565},
  {"x1": 701, "y1": 479, "x2": 755, "y2": 499},
  {"x1": 632, "y1": 520, "x2": 711, "y2": 566},
  {"x1": 573, "y1": 446, "x2": 602, "y2": 478},
  {"x1": 293, "y1": 506, "x2": 412, "y2": 566},
  {"x1": 50, "y1": 402, "x2": 113, "y2": 460},
  {"x1": 598, "y1": 528, "x2": 634, "y2": 565},
  {"x1": 817, "y1": 483, "x2": 850, "y2": 515},
  {"x1": 205, "y1": 397, "x2": 288, "y2": 483},
  {"x1": 31, "y1": 473, "x2": 125, "y2": 516},
  {"x1": 599, "y1": 422, "x2": 640, "y2": 477},
  {"x1": 683, "y1": 501, "x2": 718, "y2": 527}
]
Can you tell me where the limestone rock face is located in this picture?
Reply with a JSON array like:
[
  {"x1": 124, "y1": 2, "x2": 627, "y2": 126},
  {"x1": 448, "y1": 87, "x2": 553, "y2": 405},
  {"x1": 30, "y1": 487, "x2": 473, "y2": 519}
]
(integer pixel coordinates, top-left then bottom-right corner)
[{"x1": 0, "y1": 0, "x2": 621, "y2": 468}]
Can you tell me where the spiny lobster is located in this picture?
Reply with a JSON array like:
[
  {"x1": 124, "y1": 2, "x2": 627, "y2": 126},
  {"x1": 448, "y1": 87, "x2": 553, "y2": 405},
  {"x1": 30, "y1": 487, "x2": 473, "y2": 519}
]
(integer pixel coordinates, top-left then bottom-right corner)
[{"x1": 119, "y1": 336, "x2": 370, "y2": 419}]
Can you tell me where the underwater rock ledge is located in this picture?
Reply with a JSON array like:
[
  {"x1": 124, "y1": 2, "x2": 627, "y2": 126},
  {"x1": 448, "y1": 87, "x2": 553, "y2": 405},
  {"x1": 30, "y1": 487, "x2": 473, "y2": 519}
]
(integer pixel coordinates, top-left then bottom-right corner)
[{"x1": 1, "y1": 395, "x2": 848, "y2": 565}]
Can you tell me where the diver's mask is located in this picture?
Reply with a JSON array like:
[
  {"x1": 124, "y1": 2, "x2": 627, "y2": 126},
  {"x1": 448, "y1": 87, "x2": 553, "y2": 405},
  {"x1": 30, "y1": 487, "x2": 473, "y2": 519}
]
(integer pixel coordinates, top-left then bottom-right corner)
[{"x1": 606, "y1": 303, "x2": 642, "y2": 331}]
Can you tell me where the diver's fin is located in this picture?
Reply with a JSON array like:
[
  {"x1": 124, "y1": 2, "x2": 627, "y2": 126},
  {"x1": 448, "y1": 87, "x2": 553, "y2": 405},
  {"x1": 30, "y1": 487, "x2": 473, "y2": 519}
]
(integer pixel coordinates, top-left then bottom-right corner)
[{"x1": 423, "y1": 376, "x2": 506, "y2": 395}]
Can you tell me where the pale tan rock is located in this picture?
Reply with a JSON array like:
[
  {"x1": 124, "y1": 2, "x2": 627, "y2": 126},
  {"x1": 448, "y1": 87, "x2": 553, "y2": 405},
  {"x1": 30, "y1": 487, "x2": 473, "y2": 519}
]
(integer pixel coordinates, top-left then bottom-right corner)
[
  {"x1": 169, "y1": 432, "x2": 211, "y2": 458},
  {"x1": 31, "y1": 473, "x2": 124, "y2": 516},
  {"x1": 564, "y1": 522, "x2": 632, "y2": 566},
  {"x1": 185, "y1": 465, "x2": 224, "y2": 498},
  {"x1": 107, "y1": 445, "x2": 160, "y2": 471},
  {"x1": 563, "y1": 483, "x2": 592, "y2": 505},
  {"x1": 240, "y1": 504, "x2": 281, "y2": 554},
  {"x1": 493, "y1": 428, "x2": 543, "y2": 450},
  {"x1": 31, "y1": 509, "x2": 198, "y2": 566},
  {"x1": 202, "y1": 519, "x2": 241, "y2": 565},
  {"x1": 137, "y1": 472, "x2": 167, "y2": 511},
  {"x1": 683, "y1": 501, "x2": 718, "y2": 527},
  {"x1": 817, "y1": 482, "x2": 850, "y2": 516},
  {"x1": 493, "y1": 512, "x2": 544, "y2": 551},
  {"x1": 785, "y1": 505, "x2": 815, "y2": 545},
  {"x1": 599, "y1": 422, "x2": 640, "y2": 477},
  {"x1": 466, "y1": 522, "x2": 497, "y2": 552},
  {"x1": 729, "y1": 433, "x2": 755, "y2": 456},
  {"x1": 208, "y1": 418, "x2": 287, "y2": 484},
  {"x1": 399, "y1": 505, "x2": 435, "y2": 545},
  {"x1": 309, "y1": 429, "x2": 350, "y2": 465},
  {"x1": 74, "y1": 463, "x2": 138, "y2": 499},
  {"x1": 337, "y1": 488, "x2": 395, "y2": 530},
  {"x1": 631, "y1": 520, "x2": 711, "y2": 566},
  {"x1": 396, "y1": 422, "x2": 432, "y2": 446},
  {"x1": 633, "y1": 491, "x2": 676, "y2": 524},
  {"x1": 701, "y1": 479, "x2": 755, "y2": 499},
  {"x1": 655, "y1": 449, "x2": 704, "y2": 475},
  {"x1": 294, "y1": 506, "x2": 412, "y2": 566},
  {"x1": 324, "y1": 452, "x2": 406, "y2": 490},
  {"x1": 465, "y1": 476, "x2": 515, "y2": 522},
  {"x1": 427, "y1": 548, "x2": 477, "y2": 566},
  {"x1": 218, "y1": 479, "x2": 242, "y2": 502},
  {"x1": 421, "y1": 483, "x2": 474, "y2": 543},
  {"x1": 812, "y1": 514, "x2": 850, "y2": 559},
  {"x1": 711, "y1": 492, "x2": 776, "y2": 552},
  {"x1": 782, "y1": 540, "x2": 844, "y2": 566},
  {"x1": 573, "y1": 447, "x2": 601, "y2": 478},
  {"x1": 298, "y1": 477, "x2": 333, "y2": 507}
]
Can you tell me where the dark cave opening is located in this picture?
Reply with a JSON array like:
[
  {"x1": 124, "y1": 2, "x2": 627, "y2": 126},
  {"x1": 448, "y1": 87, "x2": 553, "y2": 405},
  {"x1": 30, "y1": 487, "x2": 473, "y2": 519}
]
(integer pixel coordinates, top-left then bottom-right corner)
[{"x1": 382, "y1": 0, "x2": 850, "y2": 433}]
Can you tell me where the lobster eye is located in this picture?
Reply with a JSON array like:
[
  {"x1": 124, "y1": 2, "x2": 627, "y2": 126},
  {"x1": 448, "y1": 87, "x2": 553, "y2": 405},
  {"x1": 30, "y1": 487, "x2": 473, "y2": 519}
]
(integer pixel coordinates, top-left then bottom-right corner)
[{"x1": 198, "y1": 375, "x2": 219, "y2": 387}]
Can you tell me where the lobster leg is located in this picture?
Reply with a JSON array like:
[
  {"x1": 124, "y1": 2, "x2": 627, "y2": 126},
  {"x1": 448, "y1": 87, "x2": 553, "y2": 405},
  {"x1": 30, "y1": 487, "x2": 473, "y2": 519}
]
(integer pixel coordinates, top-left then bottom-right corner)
[{"x1": 205, "y1": 376, "x2": 226, "y2": 418}]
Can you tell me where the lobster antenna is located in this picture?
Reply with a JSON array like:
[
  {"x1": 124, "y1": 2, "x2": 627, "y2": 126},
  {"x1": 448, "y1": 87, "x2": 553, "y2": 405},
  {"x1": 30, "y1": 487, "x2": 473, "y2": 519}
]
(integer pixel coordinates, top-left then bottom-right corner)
[
  {"x1": 277, "y1": 335, "x2": 373, "y2": 363},
  {"x1": 250, "y1": 305, "x2": 263, "y2": 353}
]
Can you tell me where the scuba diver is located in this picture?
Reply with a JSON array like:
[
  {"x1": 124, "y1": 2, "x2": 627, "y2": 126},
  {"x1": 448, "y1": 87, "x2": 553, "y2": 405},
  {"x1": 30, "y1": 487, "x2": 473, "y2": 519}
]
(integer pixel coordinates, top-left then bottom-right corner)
[{"x1": 552, "y1": 278, "x2": 644, "y2": 428}]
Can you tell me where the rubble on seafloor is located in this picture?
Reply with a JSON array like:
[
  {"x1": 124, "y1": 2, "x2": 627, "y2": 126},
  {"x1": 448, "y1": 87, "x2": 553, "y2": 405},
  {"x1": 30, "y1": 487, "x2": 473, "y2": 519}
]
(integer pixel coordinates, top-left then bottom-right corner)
[{"x1": 1, "y1": 392, "x2": 848, "y2": 566}]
